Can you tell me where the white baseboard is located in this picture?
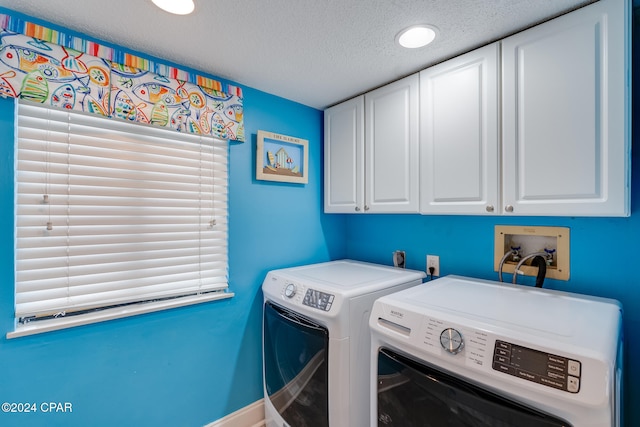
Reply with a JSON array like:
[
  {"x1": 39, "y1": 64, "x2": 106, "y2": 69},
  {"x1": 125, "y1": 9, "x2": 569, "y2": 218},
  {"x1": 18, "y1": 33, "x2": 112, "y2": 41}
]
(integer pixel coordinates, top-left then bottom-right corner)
[{"x1": 203, "y1": 399, "x2": 265, "y2": 427}]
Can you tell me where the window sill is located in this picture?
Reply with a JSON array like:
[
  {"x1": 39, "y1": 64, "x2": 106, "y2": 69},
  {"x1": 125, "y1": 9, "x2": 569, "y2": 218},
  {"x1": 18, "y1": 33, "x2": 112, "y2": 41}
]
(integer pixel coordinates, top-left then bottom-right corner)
[{"x1": 6, "y1": 292, "x2": 234, "y2": 339}]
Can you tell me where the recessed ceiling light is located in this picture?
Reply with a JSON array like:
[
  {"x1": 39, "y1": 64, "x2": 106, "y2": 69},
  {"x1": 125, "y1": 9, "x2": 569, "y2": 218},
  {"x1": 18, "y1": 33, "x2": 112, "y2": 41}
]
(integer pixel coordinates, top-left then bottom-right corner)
[
  {"x1": 152, "y1": 0, "x2": 195, "y2": 15},
  {"x1": 396, "y1": 25, "x2": 438, "y2": 49}
]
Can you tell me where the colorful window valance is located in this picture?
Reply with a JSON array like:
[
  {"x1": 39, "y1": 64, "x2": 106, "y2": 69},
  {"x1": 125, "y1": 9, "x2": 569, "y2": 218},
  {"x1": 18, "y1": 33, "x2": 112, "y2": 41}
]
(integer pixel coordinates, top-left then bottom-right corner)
[{"x1": 0, "y1": 13, "x2": 244, "y2": 141}]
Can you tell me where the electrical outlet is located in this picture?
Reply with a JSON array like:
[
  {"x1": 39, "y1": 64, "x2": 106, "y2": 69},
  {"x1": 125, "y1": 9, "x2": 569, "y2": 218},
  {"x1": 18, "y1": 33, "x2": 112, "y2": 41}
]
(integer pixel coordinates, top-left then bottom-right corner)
[{"x1": 427, "y1": 255, "x2": 440, "y2": 277}]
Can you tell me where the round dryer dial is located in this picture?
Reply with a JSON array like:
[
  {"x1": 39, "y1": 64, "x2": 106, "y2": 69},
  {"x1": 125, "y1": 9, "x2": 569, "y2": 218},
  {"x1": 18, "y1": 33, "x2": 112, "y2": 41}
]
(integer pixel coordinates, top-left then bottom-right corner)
[
  {"x1": 440, "y1": 328, "x2": 464, "y2": 354},
  {"x1": 284, "y1": 283, "x2": 297, "y2": 298}
]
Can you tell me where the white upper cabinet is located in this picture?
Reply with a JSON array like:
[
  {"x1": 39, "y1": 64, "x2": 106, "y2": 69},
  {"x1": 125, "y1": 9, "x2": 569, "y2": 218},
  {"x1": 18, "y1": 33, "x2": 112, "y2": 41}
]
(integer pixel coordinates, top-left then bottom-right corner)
[
  {"x1": 324, "y1": 96, "x2": 364, "y2": 213},
  {"x1": 326, "y1": 0, "x2": 629, "y2": 217},
  {"x1": 365, "y1": 74, "x2": 420, "y2": 213},
  {"x1": 501, "y1": 0, "x2": 630, "y2": 216},
  {"x1": 419, "y1": 43, "x2": 500, "y2": 214},
  {"x1": 418, "y1": 0, "x2": 629, "y2": 216},
  {"x1": 324, "y1": 74, "x2": 419, "y2": 213}
]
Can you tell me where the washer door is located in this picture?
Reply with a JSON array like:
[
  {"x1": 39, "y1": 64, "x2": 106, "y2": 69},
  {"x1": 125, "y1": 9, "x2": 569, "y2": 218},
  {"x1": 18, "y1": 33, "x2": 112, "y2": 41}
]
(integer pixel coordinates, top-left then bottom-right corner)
[
  {"x1": 263, "y1": 301, "x2": 329, "y2": 427},
  {"x1": 377, "y1": 348, "x2": 572, "y2": 427}
]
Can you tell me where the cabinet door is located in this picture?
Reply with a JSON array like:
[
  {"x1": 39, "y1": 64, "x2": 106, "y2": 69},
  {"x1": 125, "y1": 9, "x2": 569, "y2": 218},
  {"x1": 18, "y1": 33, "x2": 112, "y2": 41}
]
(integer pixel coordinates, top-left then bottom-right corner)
[
  {"x1": 365, "y1": 74, "x2": 420, "y2": 213},
  {"x1": 502, "y1": 0, "x2": 630, "y2": 216},
  {"x1": 419, "y1": 43, "x2": 499, "y2": 215},
  {"x1": 324, "y1": 96, "x2": 365, "y2": 213}
]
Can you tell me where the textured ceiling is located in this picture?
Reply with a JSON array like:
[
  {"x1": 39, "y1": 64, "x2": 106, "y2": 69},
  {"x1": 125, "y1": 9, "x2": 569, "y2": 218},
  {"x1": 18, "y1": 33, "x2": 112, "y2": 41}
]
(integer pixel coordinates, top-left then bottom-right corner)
[{"x1": 0, "y1": 0, "x2": 600, "y2": 109}]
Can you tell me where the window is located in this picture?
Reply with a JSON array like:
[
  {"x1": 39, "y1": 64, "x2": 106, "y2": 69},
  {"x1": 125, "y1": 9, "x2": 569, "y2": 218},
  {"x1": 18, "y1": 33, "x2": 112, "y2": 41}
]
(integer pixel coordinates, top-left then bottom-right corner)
[{"x1": 11, "y1": 101, "x2": 231, "y2": 338}]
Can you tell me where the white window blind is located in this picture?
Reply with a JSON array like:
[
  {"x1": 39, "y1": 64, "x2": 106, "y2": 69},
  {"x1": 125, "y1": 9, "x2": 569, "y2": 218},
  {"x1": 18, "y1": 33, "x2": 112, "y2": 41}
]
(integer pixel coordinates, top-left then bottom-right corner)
[{"x1": 15, "y1": 101, "x2": 230, "y2": 325}]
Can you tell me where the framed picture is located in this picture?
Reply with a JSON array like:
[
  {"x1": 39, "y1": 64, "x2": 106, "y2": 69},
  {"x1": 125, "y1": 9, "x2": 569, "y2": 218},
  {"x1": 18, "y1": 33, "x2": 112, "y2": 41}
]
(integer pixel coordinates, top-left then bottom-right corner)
[{"x1": 256, "y1": 130, "x2": 309, "y2": 184}]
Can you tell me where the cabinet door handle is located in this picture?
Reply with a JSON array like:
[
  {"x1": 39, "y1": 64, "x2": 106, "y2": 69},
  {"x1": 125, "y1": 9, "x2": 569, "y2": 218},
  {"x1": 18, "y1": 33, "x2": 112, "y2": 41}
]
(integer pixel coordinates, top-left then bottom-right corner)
[
  {"x1": 505, "y1": 205, "x2": 514, "y2": 213},
  {"x1": 485, "y1": 205, "x2": 494, "y2": 213},
  {"x1": 364, "y1": 205, "x2": 370, "y2": 211},
  {"x1": 355, "y1": 206, "x2": 361, "y2": 212}
]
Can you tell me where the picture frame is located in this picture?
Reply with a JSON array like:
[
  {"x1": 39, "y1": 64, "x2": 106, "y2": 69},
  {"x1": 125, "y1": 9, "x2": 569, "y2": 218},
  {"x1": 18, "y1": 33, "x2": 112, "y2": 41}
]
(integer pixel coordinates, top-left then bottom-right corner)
[{"x1": 256, "y1": 130, "x2": 309, "y2": 184}]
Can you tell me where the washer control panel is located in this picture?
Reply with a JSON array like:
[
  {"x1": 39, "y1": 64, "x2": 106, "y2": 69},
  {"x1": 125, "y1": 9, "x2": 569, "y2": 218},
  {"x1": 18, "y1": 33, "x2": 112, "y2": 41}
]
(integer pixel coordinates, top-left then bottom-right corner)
[
  {"x1": 302, "y1": 288, "x2": 335, "y2": 311},
  {"x1": 492, "y1": 340, "x2": 582, "y2": 393}
]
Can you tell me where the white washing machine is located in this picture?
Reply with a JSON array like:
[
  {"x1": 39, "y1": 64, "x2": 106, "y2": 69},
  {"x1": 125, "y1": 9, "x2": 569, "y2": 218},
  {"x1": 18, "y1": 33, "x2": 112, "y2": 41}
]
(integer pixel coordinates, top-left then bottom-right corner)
[
  {"x1": 262, "y1": 259, "x2": 426, "y2": 427},
  {"x1": 369, "y1": 275, "x2": 623, "y2": 427}
]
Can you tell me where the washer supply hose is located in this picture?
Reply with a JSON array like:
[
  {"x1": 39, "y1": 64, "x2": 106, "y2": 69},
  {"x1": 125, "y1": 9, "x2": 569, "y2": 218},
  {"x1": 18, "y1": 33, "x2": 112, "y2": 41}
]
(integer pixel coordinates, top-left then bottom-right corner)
[
  {"x1": 512, "y1": 251, "x2": 549, "y2": 286},
  {"x1": 498, "y1": 250, "x2": 518, "y2": 282}
]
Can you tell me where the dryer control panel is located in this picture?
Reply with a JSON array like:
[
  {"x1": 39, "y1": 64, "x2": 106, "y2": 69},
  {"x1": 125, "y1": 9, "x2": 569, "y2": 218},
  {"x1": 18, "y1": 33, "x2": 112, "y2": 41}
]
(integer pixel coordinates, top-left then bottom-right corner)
[
  {"x1": 302, "y1": 288, "x2": 335, "y2": 311},
  {"x1": 492, "y1": 340, "x2": 581, "y2": 393}
]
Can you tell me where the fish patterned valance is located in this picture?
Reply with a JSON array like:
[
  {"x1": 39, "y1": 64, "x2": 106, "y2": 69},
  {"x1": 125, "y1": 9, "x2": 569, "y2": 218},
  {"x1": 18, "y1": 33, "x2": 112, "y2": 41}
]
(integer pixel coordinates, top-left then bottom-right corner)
[{"x1": 0, "y1": 14, "x2": 244, "y2": 141}]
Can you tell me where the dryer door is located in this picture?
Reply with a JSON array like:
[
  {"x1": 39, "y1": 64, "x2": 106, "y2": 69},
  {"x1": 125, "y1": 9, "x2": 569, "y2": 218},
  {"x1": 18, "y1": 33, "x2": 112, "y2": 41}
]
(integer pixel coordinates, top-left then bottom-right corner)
[
  {"x1": 263, "y1": 301, "x2": 329, "y2": 427},
  {"x1": 377, "y1": 348, "x2": 572, "y2": 427}
]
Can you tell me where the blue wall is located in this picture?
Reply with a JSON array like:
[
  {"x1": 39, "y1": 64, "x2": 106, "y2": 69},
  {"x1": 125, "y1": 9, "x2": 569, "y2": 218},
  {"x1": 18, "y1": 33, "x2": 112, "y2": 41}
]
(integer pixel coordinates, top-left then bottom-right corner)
[
  {"x1": 344, "y1": 9, "x2": 640, "y2": 427},
  {"x1": 0, "y1": 9, "x2": 347, "y2": 427}
]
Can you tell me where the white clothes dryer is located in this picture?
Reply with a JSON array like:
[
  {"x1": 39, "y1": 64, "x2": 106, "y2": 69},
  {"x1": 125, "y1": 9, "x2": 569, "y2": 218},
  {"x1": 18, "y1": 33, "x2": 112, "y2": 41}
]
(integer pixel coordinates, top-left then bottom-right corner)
[
  {"x1": 262, "y1": 259, "x2": 425, "y2": 427},
  {"x1": 369, "y1": 275, "x2": 623, "y2": 427}
]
